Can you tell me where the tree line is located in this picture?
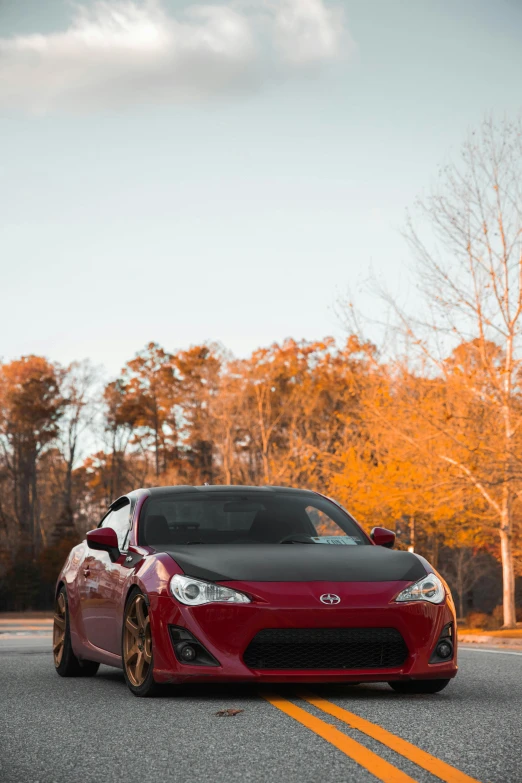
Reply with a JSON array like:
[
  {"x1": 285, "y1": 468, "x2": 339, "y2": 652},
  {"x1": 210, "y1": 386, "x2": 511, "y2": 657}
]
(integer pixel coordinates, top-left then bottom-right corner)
[
  {"x1": 1, "y1": 117, "x2": 521, "y2": 624},
  {"x1": 0, "y1": 334, "x2": 520, "y2": 620}
]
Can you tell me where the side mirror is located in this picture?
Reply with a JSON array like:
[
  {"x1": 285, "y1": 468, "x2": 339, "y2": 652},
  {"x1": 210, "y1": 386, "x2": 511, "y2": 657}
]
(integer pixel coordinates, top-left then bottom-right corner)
[
  {"x1": 86, "y1": 528, "x2": 120, "y2": 561},
  {"x1": 370, "y1": 527, "x2": 395, "y2": 549}
]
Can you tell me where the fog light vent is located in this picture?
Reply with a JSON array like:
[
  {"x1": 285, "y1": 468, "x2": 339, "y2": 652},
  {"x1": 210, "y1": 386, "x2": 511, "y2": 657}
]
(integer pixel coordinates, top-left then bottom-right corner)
[
  {"x1": 168, "y1": 625, "x2": 220, "y2": 667},
  {"x1": 430, "y1": 623, "x2": 454, "y2": 663}
]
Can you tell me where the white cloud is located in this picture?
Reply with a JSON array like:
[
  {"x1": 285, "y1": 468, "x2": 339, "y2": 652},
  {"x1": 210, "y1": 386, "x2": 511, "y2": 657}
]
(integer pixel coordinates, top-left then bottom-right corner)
[
  {"x1": 272, "y1": 0, "x2": 346, "y2": 64},
  {"x1": 0, "y1": 0, "x2": 352, "y2": 113}
]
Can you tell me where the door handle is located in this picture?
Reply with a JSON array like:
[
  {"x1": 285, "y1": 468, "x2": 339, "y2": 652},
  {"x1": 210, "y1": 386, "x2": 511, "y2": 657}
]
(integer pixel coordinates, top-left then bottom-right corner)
[{"x1": 83, "y1": 568, "x2": 90, "y2": 577}]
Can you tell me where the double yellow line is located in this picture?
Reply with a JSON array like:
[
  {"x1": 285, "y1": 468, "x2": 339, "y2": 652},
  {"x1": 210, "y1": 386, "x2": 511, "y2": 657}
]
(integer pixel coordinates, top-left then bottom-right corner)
[{"x1": 262, "y1": 690, "x2": 481, "y2": 783}]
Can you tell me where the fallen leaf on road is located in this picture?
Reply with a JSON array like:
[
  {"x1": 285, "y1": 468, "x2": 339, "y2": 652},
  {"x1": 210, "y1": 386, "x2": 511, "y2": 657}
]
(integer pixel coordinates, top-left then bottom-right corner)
[{"x1": 215, "y1": 708, "x2": 244, "y2": 717}]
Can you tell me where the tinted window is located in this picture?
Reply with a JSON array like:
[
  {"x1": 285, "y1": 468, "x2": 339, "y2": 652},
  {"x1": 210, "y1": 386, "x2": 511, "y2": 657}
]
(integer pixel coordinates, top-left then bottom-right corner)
[
  {"x1": 101, "y1": 501, "x2": 131, "y2": 549},
  {"x1": 140, "y1": 491, "x2": 367, "y2": 547}
]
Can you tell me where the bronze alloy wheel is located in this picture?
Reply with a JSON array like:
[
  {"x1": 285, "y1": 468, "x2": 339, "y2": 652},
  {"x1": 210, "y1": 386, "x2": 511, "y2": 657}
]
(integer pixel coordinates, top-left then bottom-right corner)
[
  {"x1": 53, "y1": 591, "x2": 67, "y2": 667},
  {"x1": 123, "y1": 594, "x2": 152, "y2": 687}
]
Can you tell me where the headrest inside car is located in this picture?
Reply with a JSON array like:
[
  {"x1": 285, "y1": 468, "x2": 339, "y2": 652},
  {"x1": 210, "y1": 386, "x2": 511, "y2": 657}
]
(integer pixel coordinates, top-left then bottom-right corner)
[{"x1": 144, "y1": 514, "x2": 171, "y2": 545}]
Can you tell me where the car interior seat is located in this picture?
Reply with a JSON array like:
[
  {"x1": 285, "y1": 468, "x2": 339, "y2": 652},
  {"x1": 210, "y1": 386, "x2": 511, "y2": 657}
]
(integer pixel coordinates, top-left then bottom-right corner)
[
  {"x1": 143, "y1": 514, "x2": 172, "y2": 546},
  {"x1": 248, "y1": 510, "x2": 298, "y2": 542}
]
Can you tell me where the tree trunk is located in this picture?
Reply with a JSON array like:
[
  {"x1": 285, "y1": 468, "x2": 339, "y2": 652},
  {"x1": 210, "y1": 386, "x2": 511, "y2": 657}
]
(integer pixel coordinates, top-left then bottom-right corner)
[
  {"x1": 15, "y1": 441, "x2": 38, "y2": 558},
  {"x1": 154, "y1": 423, "x2": 159, "y2": 478},
  {"x1": 61, "y1": 448, "x2": 75, "y2": 533},
  {"x1": 261, "y1": 450, "x2": 270, "y2": 484},
  {"x1": 457, "y1": 590, "x2": 464, "y2": 621},
  {"x1": 224, "y1": 446, "x2": 231, "y2": 485},
  {"x1": 456, "y1": 555, "x2": 464, "y2": 620},
  {"x1": 223, "y1": 423, "x2": 232, "y2": 484},
  {"x1": 31, "y1": 458, "x2": 40, "y2": 556},
  {"x1": 499, "y1": 523, "x2": 516, "y2": 628}
]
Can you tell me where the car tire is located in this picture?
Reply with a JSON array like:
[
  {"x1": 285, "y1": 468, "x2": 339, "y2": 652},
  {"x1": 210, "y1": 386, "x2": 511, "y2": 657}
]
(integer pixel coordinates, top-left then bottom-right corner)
[
  {"x1": 54, "y1": 585, "x2": 100, "y2": 678},
  {"x1": 122, "y1": 588, "x2": 160, "y2": 697},
  {"x1": 388, "y1": 679, "x2": 451, "y2": 694}
]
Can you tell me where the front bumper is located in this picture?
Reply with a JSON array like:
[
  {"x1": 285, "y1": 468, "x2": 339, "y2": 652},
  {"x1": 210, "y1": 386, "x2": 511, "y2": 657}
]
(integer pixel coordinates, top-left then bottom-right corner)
[{"x1": 148, "y1": 580, "x2": 458, "y2": 684}]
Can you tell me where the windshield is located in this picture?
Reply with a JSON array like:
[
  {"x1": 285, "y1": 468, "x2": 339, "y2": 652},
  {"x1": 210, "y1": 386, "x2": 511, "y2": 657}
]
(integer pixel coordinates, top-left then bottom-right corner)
[{"x1": 139, "y1": 490, "x2": 369, "y2": 547}]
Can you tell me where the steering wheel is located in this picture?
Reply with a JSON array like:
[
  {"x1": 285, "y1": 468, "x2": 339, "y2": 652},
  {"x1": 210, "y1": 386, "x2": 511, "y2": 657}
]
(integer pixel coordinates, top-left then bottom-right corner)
[{"x1": 278, "y1": 534, "x2": 315, "y2": 544}]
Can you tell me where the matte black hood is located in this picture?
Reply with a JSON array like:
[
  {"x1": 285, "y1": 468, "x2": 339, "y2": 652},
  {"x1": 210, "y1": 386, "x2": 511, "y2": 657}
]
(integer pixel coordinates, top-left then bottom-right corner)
[{"x1": 165, "y1": 544, "x2": 426, "y2": 583}]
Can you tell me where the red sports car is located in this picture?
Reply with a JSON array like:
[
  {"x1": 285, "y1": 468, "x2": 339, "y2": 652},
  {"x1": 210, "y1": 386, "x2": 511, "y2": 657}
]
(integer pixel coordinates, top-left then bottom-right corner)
[{"x1": 53, "y1": 485, "x2": 457, "y2": 697}]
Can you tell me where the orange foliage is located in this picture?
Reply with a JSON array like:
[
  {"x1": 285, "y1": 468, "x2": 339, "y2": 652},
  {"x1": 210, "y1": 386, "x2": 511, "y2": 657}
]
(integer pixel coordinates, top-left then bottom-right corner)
[{"x1": 0, "y1": 338, "x2": 520, "y2": 614}]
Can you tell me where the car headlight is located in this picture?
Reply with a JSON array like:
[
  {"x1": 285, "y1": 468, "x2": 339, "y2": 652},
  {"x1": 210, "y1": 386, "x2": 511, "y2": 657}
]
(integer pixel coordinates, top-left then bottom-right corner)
[
  {"x1": 170, "y1": 574, "x2": 251, "y2": 606},
  {"x1": 395, "y1": 573, "x2": 445, "y2": 604}
]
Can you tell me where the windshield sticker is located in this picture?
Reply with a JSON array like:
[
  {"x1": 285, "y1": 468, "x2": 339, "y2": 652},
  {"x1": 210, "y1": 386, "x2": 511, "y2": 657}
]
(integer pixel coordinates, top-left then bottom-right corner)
[{"x1": 311, "y1": 536, "x2": 359, "y2": 545}]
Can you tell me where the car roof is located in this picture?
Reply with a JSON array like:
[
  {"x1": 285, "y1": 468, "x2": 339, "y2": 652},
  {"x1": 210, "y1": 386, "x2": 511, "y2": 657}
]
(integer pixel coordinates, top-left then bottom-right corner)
[{"x1": 144, "y1": 485, "x2": 317, "y2": 496}]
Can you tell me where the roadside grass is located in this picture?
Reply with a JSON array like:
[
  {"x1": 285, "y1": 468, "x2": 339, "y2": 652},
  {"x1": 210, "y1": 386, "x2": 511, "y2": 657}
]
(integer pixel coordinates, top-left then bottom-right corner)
[
  {"x1": 458, "y1": 628, "x2": 522, "y2": 638},
  {"x1": 0, "y1": 612, "x2": 53, "y2": 621}
]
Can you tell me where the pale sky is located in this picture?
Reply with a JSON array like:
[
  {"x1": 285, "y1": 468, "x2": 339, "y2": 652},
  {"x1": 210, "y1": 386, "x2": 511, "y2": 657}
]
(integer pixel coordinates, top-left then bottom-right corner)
[{"x1": 1, "y1": 0, "x2": 522, "y2": 375}]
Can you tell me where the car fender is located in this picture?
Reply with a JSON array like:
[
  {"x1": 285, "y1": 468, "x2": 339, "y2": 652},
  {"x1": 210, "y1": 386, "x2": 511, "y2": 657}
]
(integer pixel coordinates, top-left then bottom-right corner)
[
  {"x1": 125, "y1": 552, "x2": 184, "y2": 663},
  {"x1": 55, "y1": 542, "x2": 88, "y2": 655}
]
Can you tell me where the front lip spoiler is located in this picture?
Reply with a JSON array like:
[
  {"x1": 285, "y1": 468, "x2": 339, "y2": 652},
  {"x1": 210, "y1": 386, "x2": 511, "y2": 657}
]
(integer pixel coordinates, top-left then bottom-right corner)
[{"x1": 152, "y1": 667, "x2": 458, "y2": 684}]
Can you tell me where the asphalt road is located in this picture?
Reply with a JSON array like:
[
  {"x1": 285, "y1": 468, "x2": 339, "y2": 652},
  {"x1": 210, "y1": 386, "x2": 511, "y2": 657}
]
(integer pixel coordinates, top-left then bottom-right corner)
[{"x1": 1, "y1": 640, "x2": 521, "y2": 783}]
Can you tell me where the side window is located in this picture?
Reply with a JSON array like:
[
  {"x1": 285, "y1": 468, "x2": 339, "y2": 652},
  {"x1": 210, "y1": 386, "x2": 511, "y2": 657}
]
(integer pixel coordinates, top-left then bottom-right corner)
[{"x1": 101, "y1": 501, "x2": 131, "y2": 550}]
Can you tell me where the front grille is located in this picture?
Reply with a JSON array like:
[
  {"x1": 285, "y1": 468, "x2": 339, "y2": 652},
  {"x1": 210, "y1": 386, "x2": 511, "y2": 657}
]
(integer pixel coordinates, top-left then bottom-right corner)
[{"x1": 243, "y1": 628, "x2": 408, "y2": 670}]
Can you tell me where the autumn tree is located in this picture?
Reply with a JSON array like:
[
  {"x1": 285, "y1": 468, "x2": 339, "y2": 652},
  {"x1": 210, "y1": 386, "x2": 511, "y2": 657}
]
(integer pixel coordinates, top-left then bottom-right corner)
[
  {"x1": 361, "y1": 117, "x2": 522, "y2": 626},
  {"x1": 210, "y1": 360, "x2": 250, "y2": 484},
  {"x1": 173, "y1": 344, "x2": 222, "y2": 483},
  {"x1": 233, "y1": 340, "x2": 326, "y2": 484},
  {"x1": 255, "y1": 337, "x2": 371, "y2": 491},
  {"x1": 100, "y1": 377, "x2": 141, "y2": 500},
  {"x1": 53, "y1": 360, "x2": 101, "y2": 540},
  {"x1": 0, "y1": 356, "x2": 64, "y2": 556},
  {"x1": 119, "y1": 343, "x2": 178, "y2": 478}
]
